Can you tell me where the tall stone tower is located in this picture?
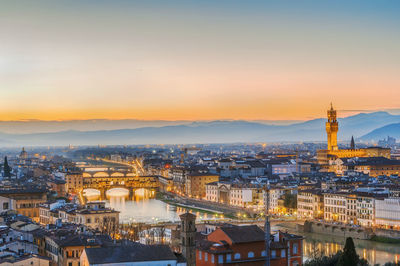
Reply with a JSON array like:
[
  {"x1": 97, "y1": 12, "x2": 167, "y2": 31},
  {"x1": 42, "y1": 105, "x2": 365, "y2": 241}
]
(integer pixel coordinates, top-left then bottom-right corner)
[
  {"x1": 326, "y1": 103, "x2": 338, "y2": 151},
  {"x1": 180, "y1": 212, "x2": 196, "y2": 266}
]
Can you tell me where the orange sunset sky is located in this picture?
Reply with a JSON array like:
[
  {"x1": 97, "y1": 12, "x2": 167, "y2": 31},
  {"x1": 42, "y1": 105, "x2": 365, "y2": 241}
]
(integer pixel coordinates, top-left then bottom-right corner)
[{"x1": 1, "y1": 1, "x2": 400, "y2": 121}]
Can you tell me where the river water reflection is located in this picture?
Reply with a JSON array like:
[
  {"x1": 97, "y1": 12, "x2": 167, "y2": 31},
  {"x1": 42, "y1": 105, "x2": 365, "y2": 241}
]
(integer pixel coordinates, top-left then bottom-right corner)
[
  {"x1": 273, "y1": 225, "x2": 400, "y2": 265},
  {"x1": 92, "y1": 190, "x2": 222, "y2": 224},
  {"x1": 106, "y1": 196, "x2": 218, "y2": 223},
  {"x1": 86, "y1": 189, "x2": 400, "y2": 265}
]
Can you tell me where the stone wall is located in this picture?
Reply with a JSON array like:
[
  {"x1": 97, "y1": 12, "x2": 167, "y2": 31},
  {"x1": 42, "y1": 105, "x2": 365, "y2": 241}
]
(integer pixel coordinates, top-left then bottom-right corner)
[{"x1": 301, "y1": 220, "x2": 373, "y2": 240}]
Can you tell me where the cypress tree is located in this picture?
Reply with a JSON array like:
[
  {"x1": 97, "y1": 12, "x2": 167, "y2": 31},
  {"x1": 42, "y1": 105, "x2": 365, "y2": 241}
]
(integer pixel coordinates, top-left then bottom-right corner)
[
  {"x1": 3, "y1": 156, "x2": 11, "y2": 178},
  {"x1": 337, "y1": 237, "x2": 359, "y2": 266}
]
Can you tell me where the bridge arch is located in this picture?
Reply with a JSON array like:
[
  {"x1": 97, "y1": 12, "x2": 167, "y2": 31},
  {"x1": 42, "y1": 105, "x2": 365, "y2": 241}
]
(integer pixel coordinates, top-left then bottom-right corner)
[
  {"x1": 111, "y1": 172, "x2": 124, "y2": 177},
  {"x1": 82, "y1": 188, "x2": 101, "y2": 201},
  {"x1": 83, "y1": 172, "x2": 92, "y2": 178},
  {"x1": 106, "y1": 187, "x2": 129, "y2": 197},
  {"x1": 93, "y1": 171, "x2": 108, "y2": 177}
]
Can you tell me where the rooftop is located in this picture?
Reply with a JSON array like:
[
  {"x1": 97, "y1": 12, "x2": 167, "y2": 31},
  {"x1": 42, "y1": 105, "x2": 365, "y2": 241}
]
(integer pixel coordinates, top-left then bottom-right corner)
[{"x1": 84, "y1": 243, "x2": 177, "y2": 264}]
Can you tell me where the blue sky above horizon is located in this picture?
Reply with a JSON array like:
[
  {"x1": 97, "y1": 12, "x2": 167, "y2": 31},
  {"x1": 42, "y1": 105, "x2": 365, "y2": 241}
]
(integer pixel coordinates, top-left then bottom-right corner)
[{"x1": 1, "y1": 0, "x2": 400, "y2": 121}]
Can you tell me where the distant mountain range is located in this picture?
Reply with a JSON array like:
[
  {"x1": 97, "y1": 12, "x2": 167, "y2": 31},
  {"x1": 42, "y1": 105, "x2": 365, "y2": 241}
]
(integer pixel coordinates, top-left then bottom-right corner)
[
  {"x1": 360, "y1": 123, "x2": 400, "y2": 141},
  {"x1": 0, "y1": 112, "x2": 398, "y2": 146},
  {"x1": 0, "y1": 119, "x2": 303, "y2": 134}
]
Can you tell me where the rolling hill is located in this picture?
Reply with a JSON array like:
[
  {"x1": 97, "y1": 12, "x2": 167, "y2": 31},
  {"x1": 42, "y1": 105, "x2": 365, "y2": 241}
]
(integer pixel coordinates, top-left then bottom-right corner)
[
  {"x1": 0, "y1": 112, "x2": 399, "y2": 146},
  {"x1": 360, "y1": 123, "x2": 400, "y2": 141}
]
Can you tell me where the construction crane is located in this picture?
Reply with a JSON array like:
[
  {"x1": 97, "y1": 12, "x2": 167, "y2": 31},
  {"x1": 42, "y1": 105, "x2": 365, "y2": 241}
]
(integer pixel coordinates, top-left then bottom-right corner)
[{"x1": 264, "y1": 183, "x2": 271, "y2": 266}]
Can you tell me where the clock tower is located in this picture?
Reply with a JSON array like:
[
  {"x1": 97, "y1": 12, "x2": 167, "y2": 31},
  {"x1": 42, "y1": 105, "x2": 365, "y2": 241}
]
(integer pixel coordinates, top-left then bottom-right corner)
[{"x1": 326, "y1": 103, "x2": 338, "y2": 151}]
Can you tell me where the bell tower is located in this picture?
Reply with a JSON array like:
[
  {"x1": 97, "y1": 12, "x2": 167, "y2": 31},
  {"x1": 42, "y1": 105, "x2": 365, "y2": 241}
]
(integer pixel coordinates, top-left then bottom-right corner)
[
  {"x1": 326, "y1": 103, "x2": 338, "y2": 151},
  {"x1": 180, "y1": 212, "x2": 196, "y2": 266}
]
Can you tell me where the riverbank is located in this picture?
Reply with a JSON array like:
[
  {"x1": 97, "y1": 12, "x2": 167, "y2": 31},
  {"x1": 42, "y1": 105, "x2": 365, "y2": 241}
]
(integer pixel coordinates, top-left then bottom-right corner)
[
  {"x1": 157, "y1": 192, "x2": 255, "y2": 219},
  {"x1": 297, "y1": 220, "x2": 400, "y2": 244},
  {"x1": 371, "y1": 235, "x2": 400, "y2": 244},
  {"x1": 157, "y1": 192, "x2": 238, "y2": 219}
]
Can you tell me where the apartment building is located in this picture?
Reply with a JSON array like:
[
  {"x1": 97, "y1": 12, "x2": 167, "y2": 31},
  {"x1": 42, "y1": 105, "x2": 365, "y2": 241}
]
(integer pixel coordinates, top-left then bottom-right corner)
[
  {"x1": 297, "y1": 190, "x2": 323, "y2": 219},
  {"x1": 323, "y1": 192, "x2": 349, "y2": 223},
  {"x1": 185, "y1": 173, "x2": 219, "y2": 199},
  {"x1": 263, "y1": 188, "x2": 287, "y2": 214},
  {"x1": 356, "y1": 194, "x2": 375, "y2": 227}
]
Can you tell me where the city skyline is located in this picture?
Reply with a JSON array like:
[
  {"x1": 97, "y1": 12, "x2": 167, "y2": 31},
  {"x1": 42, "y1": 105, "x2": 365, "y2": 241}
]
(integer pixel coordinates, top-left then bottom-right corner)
[
  {"x1": 1, "y1": 0, "x2": 400, "y2": 121},
  {"x1": 1, "y1": 2, "x2": 400, "y2": 266}
]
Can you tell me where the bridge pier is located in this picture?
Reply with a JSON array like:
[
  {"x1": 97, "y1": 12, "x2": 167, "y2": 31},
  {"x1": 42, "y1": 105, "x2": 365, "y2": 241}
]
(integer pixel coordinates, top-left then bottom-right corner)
[
  {"x1": 99, "y1": 188, "x2": 107, "y2": 201},
  {"x1": 129, "y1": 188, "x2": 134, "y2": 201}
]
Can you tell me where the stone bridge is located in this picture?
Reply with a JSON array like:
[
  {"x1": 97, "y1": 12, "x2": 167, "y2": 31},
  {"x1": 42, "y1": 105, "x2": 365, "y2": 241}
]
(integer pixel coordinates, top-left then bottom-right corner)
[{"x1": 82, "y1": 170, "x2": 159, "y2": 199}]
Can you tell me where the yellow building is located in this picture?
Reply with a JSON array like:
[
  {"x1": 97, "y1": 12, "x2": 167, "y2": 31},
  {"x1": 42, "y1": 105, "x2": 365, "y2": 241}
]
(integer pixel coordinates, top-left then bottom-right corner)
[
  {"x1": 185, "y1": 173, "x2": 219, "y2": 199},
  {"x1": 0, "y1": 188, "x2": 47, "y2": 222},
  {"x1": 66, "y1": 172, "x2": 84, "y2": 194},
  {"x1": 317, "y1": 104, "x2": 390, "y2": 165}
]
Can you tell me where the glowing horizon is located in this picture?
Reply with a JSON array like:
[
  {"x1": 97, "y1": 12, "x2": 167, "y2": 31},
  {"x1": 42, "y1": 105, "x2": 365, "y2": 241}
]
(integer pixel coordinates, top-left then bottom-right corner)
[{"x1": 1, "y1": 1, "x2": 400, "y2": 121}]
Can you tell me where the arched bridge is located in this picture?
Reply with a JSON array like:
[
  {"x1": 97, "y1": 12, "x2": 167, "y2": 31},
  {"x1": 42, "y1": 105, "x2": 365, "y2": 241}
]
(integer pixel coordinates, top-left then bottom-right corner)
[{"x1": 81, "y1": 170, "x2": 159, "y2": 199}]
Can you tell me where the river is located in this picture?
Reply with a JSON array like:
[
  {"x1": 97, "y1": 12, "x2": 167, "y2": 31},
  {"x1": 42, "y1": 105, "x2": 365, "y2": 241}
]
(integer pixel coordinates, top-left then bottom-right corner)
[{"x1": 85, "y1": 189, "x2": 400, "y2": 265}]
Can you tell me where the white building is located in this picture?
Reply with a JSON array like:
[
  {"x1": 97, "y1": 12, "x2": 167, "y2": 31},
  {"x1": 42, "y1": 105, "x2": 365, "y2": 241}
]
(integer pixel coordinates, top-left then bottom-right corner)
[
  {"x1": 375, "y1": 198, "x2": 400, "y2": 229},
  {"x1": 356, "y1": 195, "x2": 375, "y2": 227},
  {"x1": 0, "y1": 196, "x2": 15, "y2": 213},
  {"x1": 263, "y1": 188, "x2": 286, "y2": 213},
  {"x1": 205, "y1": 182, "x2": 219, "y2": 202},
  {"x1": 323, "y1": 192, "x2": 348, "y2": 223},
  {"x1": 271, "y1": 162, "x2": 297, "y2": 178},
  {"x1": 297, "y1": 190, "x2": 323, "y2": 219}
]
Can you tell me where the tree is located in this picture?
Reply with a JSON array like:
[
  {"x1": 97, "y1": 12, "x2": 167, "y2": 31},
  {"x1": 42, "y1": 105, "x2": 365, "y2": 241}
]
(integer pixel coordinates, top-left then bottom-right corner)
[
  {"x1": 337, "y1": 237, "x2": 360, "y2": 266},
  {"x1": 283, "y1": 192, "x2": 297, "y2": 209},
  {"x1": 304, "y1": 251, "x2": 342, "y2": 266},
  {"x1": 3, "y1": 156, "x2": 11, "y2": 178}
]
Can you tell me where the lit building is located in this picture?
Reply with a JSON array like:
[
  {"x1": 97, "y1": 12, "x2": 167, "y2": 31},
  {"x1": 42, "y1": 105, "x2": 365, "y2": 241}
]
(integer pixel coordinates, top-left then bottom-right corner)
[
  {"x1": 0, "y1": 188, "x2": 47, "y2": 222},
  {"x1": 356, "y1": 195, "x2": 375, "y2": 227},
  {"x1": 40, "y1": 201, "x2": 119, "y2": 230},
  {"x1": 196, "y1": 224, "x2": 303, "y2": 266},
  {"x1": 185, "y1": 173, "x2": 219, "y2": 199},
  {"x1": 263, "y1": 188, "x2": 287, "y2": 214},
  {"x1": 375, "y1": 198, "x2": 400, "y2": 230},
  {"x1": 65, "y1": 171, "x2": 84, "y2": 194},
  {"x1": 323, "y1": 192, "x2": 351, "y2": 223},
  {"x1": 317, "y1": 104, "x2": 390, "y2": 166},
  {"x1": 205, "y1": 181, "x2": 263, "y2": 209},
  {"x1": 297, "y1": 190, "x2": 324, "y2": 219}
]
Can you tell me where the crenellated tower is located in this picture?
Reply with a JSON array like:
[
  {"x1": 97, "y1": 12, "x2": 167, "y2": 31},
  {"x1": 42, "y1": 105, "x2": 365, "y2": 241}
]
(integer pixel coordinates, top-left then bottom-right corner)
[{"x1": 326, "y1": 103, "x2": 338, "y2": 151}]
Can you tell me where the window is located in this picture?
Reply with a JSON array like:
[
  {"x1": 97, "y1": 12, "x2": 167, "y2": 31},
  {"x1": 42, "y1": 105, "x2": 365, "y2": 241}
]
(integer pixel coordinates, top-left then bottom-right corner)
[
  {"x1": 226, "y1": 254, "x2": 232, "y2": 262},
  {"x1": 68, "y1": 263, "x2": 72, "y2": 266},
  {"x1": 248, "y1": 251, "x2": 254, "y2": 258},
  {"x1": 281, "y1": 250, "x2": 286, "y2": 257},
  {"x1": 199, "y1": 251, "x2": 202, "y2": 260},
  {"x1": 234, "y1": 253, "x2": 241, "y2": 259},
  {"x1": 218, "y1": 255, "x2": 224, "y2": 263},
  {"x1": 261, "y1": 250, "x2": 266, "y2": 257},
  {"x1": 271, "y1": 250, "x2": 276, "y2": 258},
  {"x1": 211, "y1": 255, "x2": 214, "y2": 263},
  {"x1": 293, "y1": 243, "x2": 298, "y2": 254},
  {"x1": 3, "y1": 202, "x2": 9, "y2": 210},
  {"x1": 205, "y1": 253, "x2": 208, "y2": 262}
]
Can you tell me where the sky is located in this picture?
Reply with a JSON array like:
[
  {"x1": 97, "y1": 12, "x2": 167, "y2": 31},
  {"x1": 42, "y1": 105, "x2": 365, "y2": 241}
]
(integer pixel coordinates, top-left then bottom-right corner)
[{"x1": 1, "y1": 0, "x2": 400, "y2": 121}]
